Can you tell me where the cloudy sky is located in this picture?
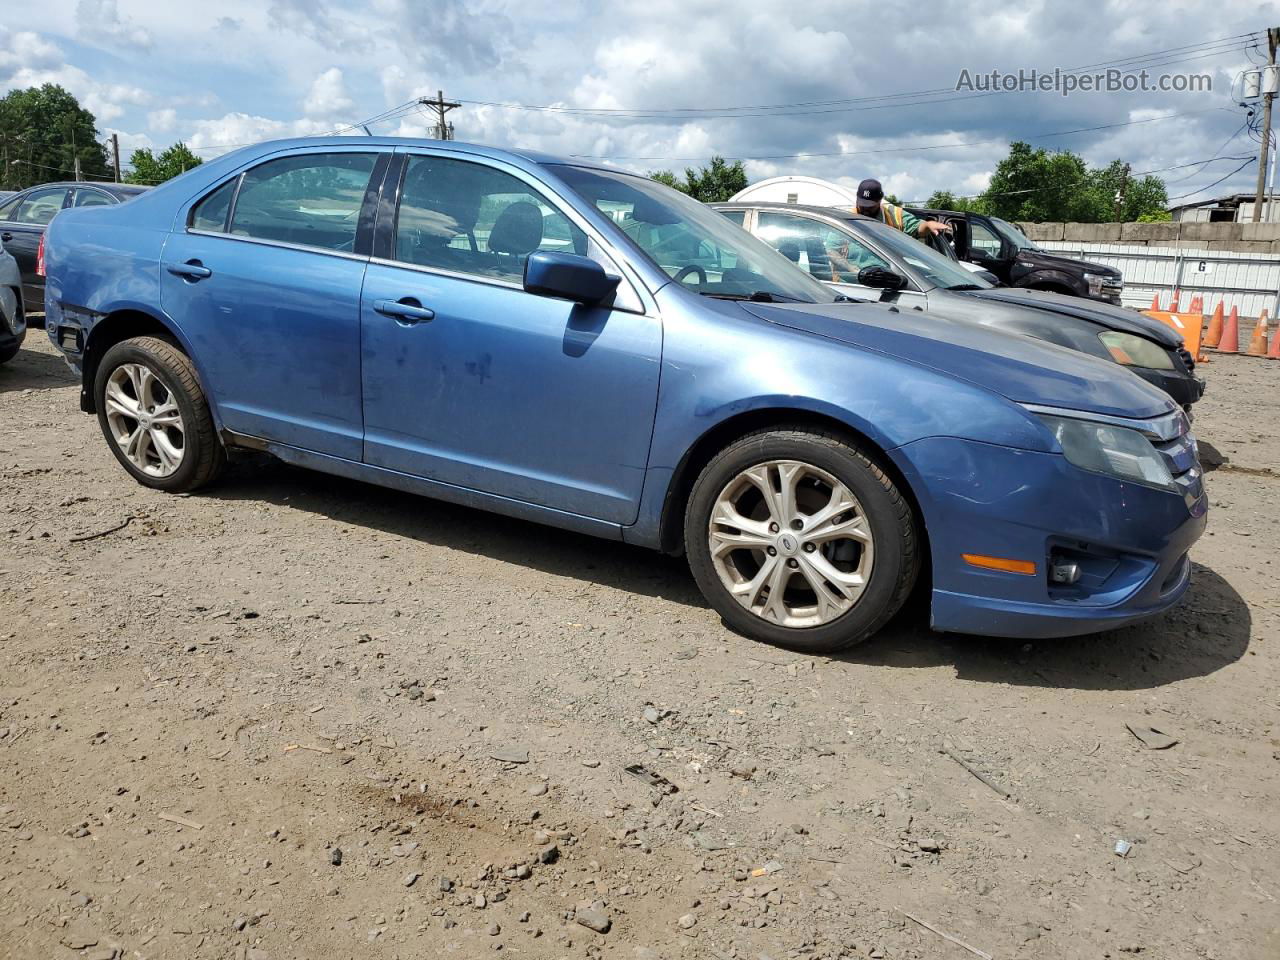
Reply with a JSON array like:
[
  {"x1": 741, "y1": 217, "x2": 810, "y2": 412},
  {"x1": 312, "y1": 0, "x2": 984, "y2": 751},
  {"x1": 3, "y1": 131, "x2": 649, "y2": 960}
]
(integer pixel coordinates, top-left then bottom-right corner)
[{"x1": 2, "y1": 0, "x2": 1279, "y2": 203}]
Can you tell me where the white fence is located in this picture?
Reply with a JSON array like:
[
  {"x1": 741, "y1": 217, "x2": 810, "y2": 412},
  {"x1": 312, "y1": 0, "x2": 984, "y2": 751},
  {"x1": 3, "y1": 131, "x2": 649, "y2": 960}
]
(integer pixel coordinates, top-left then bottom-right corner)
[{"x1": 1039, "y1": 241, "x2": 1280, "y2": 318}]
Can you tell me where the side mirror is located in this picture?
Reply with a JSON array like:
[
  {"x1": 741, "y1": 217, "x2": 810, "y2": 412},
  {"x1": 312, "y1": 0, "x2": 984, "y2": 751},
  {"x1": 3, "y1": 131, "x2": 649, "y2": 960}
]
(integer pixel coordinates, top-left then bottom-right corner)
[
  {"x1": 858, "y1": 265, "x2": 907, "y2": 290},
  {"x1": 524, "y1": 252, "x2": 620, "y2": 305}
]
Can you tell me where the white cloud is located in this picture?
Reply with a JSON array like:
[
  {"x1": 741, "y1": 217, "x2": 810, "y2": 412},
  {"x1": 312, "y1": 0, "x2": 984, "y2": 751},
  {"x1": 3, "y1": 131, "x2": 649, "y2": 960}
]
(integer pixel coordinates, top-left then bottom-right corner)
[
  {"x1": 186, "y1": 111, "x2": 334, "y2": 156},
  {"x1": 148, "y1": 107, "x2": 177, "y2": 132},
  {"x1": 0, "y1": 28, "x2": 150, "y2": 123},
  {"x1": 302, "y1": 67, "x2": 354, "y2": 119},
  {"x1": 75, "y1": 0, "x2": 153, "y2": 51}
]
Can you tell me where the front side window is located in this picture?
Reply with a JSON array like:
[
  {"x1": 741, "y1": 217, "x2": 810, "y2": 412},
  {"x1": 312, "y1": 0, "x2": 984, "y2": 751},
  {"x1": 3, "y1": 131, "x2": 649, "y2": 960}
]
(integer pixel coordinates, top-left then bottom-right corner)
[
  {"x1": 554, "y1": 165, "x2": 836, "y2": 303},
  {"x1": 228, "y1": 152, "x2": 378, "y2": 251},
  {"x1": 394, "y1": 155, "x2": 587, "y2": 283},
  {"x1": 756, "y1": 212, "x2": 888, "y2": 284},
  {"x1": 969, "y1": 220, "x2": 1004, "y2": 258},
  {"x1": 990, "y1": 216, "x2": 1039, "y2": 251},
  {"x1": 853, "y1": 218, "x2": 991, "y2": 290},
  {"x1": 15, "y1": 188, "x2": 69, "y2": 226}
]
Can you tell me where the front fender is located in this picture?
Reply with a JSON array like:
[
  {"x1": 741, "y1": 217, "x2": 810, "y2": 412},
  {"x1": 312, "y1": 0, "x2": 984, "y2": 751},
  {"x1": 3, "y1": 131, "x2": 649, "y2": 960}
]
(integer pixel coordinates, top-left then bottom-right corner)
[
  {"x1": 1014, "y1": 267, "x2": 1081, "y2": 294},
  {"x1": 626, "y1": 291, "x2": 1052, "y2": 548}
]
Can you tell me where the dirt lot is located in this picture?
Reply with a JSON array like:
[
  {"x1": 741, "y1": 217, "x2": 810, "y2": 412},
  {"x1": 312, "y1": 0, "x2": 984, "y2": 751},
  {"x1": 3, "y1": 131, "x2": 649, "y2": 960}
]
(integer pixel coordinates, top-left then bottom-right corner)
[{"x1": 1, "y1": 332, "x2": 1278, "y2": 960}]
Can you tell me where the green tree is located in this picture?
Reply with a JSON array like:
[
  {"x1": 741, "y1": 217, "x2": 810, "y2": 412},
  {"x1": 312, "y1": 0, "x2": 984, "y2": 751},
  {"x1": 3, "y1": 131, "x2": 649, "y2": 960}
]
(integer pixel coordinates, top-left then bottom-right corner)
[
  {"x1": 973, "y1": 142, "x2": 1169, "y2": 223},
  {"x1": 649, "y1": 156, "x2": 748, "y2": 202},
  {"x1": 0, "y1": 84, "x2": 110, "y2": 189},
  {"x1": 125, "y1": 142, "x2": 203, "y2": 185},
  {"x1": 925, "y1": 189, "x2": 987, "y2": 213}
]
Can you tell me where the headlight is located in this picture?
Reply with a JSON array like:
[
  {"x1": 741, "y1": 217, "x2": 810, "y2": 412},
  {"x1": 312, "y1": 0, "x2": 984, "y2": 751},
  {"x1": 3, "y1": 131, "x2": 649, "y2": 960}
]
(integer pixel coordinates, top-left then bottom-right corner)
[
  {"x1": 1037, "y1": 414, "x2": 1176, "y2": 491},
  {"x1": 1084, "y1": 272, "x2": 1105, "y2": 296},
  {"x1": 1098, "y1": 332, "x2": 1176, "y2": 370}
]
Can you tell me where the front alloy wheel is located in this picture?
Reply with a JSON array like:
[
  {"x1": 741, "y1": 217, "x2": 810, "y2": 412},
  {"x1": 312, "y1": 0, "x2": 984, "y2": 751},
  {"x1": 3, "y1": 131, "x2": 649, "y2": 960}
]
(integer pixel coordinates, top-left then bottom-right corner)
[
  {"x1": 685, "y1": 427, "x2": 918, "y2": 653},
  {"x1": 709, "y1": 460, "x2": 874, "y2": 627}
]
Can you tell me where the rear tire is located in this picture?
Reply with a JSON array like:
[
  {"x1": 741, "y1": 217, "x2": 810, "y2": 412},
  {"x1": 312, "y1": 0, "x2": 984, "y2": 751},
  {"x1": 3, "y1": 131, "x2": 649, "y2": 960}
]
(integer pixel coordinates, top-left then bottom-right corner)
[
  {"x1": 94, "y1": 336, "x2": 225, "y2": 492},
  {"x1": 684, "y1": 427, "x2": 919, "y2": 653}
]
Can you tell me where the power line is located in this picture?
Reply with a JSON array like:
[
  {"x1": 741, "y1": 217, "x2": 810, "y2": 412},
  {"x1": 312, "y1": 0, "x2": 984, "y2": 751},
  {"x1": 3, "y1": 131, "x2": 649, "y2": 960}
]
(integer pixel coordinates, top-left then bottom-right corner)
[
  {"x1": 459, "y1": 34, "x2": 1256, "y2": 121},
  {"x1": 573, "y1": 107, "x2": 1232, "y2": 163},
  {"x1": 1168, "y1": 156, "x2": 1257, "y2": 200}
]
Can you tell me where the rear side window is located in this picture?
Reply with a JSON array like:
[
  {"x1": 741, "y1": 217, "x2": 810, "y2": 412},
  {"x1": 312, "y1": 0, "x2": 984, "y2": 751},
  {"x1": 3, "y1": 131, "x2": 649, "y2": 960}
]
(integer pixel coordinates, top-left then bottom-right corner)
[
  {"x1": 394, "y1": 155, "x2": 587, "y2": 283},
  {"x1": 719, "y1": 209, "x2": 746, "y2": 227},
  {"x1": 73, "y1": 189, "x2": 115, "y2": 208},
  {"x1": 14, "y1": 188, "x2": 69, "y2": 226},
  {"x1": 190, "y1": 179, "x2": 237, "y2": 232},
  {"x1": 228, "y1": 152, "x2": 378, "y2": 251},
  {"x1": 0, "y1": 195, "x2": 21, "y2": 220}
]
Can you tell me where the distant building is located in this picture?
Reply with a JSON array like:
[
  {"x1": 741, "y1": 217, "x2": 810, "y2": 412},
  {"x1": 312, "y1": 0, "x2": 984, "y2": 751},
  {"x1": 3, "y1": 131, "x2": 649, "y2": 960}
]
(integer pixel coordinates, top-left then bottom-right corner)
[
  {"x1": 729, "y1": 176, "x2": 860, "y2": 208},
  {"x1": 1168, "y1": 193, "x2": 1280, "y2": 223}
]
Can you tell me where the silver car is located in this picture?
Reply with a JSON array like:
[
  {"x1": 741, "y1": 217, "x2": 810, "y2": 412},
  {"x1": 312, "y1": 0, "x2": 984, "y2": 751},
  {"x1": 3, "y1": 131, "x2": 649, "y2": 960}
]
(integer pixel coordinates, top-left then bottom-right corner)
[{"x1": 0, "y1": 236, "x2": 22, "y2": 365}]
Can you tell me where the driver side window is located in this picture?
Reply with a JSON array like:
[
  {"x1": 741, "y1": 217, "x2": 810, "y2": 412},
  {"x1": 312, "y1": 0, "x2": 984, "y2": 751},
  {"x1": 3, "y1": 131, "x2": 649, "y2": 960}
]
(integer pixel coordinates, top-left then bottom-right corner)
[
  {"x1": 756, "y1": 212, "x2": 888, "y2": 284},
  {"x1": 969, "y1": 221, "x2": 1003, "y2": 259},
  {"x1": 395, "y1": 155, "x2": 587, "y2": 284}
]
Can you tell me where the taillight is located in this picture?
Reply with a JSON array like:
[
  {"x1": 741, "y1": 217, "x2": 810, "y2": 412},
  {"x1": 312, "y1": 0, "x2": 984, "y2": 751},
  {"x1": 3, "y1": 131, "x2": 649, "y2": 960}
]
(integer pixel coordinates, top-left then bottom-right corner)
[{"x1": 36, "y1": 234, "x2": 46, "y2": 277}]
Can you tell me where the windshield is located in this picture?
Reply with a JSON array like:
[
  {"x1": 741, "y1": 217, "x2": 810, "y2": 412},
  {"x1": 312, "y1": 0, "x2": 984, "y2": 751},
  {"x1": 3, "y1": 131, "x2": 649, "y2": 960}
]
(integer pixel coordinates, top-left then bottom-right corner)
[
  {"x1": 552, "y1": 165, "x2": 838, "y2": 303},
  {"x1": 850, "y1": 217, "x2": 993, "y2": 290},
  {"x1": 990, "y1": 216, "x2": 1040, "y2": 251}
]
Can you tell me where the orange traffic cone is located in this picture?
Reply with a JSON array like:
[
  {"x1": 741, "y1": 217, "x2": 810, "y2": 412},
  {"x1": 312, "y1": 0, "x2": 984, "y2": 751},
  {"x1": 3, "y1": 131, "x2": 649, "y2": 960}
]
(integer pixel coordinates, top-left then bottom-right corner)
[
  {"x1": 1150, "y1": 292, "x2": 1161, "y2": 311},
  {"x1": 1268, "y1": 322, "x2": 1280, "y2": 359},
  {"x1": 1218, "y1": 307, "x2": 1241, "y2": 354},
  {"x1": 1170, "y1": 291, "x2": 1181, "y2": 312},
  {"x1": 1204, "y1": 302, "x2": 1225, "y2": 348},
  {"x1": 1189, "y1": 295, "x2": 1203, "y2": 314},
  {"x1": 1246, "y1": 310, "x2": 1270, "y2": 356}
]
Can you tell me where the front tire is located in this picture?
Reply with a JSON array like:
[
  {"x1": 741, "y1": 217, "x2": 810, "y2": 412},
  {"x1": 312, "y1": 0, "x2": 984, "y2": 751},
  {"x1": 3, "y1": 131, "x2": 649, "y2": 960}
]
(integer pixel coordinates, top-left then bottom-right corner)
[
  {"x1": 94, "y1": 336, "x2": 224, "y2": 492},
  {"x1": 684, "y1": 427, "x2": 919, "y2": 653}
]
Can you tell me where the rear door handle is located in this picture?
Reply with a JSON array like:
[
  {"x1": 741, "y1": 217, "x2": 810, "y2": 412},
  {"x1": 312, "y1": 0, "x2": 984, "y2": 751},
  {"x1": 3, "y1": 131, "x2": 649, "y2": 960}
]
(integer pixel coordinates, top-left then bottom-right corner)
[
  {"x1": 374, "y1": 298, "x2": 435, "y2": 324},
  {"x1": 166, "y1": 260, "x2": 212, "y2": 280},
  {"x1": 0, "y1": 232, "x2": 11, "y2": 242}
]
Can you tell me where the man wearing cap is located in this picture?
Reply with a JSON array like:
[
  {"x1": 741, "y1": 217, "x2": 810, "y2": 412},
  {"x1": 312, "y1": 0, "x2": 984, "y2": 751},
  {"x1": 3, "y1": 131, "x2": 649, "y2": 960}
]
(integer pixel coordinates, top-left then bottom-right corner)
[{"x1": 856, "y1": 179, "x2": 951, "y2": 240}]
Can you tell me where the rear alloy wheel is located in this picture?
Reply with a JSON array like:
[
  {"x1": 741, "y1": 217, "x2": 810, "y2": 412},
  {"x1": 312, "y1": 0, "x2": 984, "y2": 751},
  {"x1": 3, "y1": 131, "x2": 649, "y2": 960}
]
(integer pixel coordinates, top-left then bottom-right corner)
[
  {"x1": 95, "y1": 336, "x2": 224, "y2": 492},
  {"x1": 685, "y1": 428, "x2": 919, "y2": 653}
]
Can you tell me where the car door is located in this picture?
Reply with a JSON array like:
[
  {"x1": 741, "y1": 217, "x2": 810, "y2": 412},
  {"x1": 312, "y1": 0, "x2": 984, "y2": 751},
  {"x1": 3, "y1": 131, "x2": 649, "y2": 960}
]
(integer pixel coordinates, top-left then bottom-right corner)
[
  {"x1": 754, "y1": 211, "x2": 928, "y2": 308},
  {"x1": 964, "y1": 217, "x2": 1013, "y2": 283},
  {"x1": 359, "y1": 150, "x2": 661, "y2": 525},
  {"x1": 0, "y1": 186, "x2": 71, "y2": 312},
  {"x1": 160, "y1": 148, "x2": 388, "y2": 460}
]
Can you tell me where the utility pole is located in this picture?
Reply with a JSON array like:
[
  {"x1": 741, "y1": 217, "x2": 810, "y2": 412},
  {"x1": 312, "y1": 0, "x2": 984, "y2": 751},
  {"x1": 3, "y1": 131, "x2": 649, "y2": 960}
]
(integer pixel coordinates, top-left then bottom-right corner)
[
  {"x1": 111, "y1": 133, "x2": 121, "y2": 182},
  {"x1": 1252, "y1": 26, "x2": 1280, "y2": 221},
  {"x1": 419, "y1": 90, "x2": 460, "y2": 140},
  {"x1": 1114, "y1": 162, "x2": 1130, "y2": 221}
]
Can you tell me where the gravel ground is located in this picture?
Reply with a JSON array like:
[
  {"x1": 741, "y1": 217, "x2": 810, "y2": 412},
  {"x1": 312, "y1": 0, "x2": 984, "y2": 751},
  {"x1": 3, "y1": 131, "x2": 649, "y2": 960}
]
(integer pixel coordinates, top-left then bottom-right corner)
[{"x1": 1, "y1": 333, "x2": 1278, "y2": 960}]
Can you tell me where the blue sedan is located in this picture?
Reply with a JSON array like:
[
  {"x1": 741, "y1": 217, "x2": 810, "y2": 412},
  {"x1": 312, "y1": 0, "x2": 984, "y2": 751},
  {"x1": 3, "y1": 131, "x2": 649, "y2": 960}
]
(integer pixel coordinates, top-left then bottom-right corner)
[{"x1": 42, "y1": 137, "x2": 1205, "y2": 651}]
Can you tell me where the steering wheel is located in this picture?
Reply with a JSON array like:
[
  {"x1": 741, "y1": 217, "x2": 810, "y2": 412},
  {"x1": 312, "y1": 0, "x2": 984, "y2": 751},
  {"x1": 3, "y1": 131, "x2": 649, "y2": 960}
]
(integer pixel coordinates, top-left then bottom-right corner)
[{"x1": 673, "y1": 264, "x2": 707, "y2": 285}]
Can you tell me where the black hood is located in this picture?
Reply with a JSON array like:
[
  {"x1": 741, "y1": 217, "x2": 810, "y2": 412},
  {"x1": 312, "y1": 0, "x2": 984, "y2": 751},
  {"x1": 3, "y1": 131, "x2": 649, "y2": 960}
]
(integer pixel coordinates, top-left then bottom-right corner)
[
  {"x1": 962, "y1": 287, "x2": 1182, "y2": 347},
  {"x1": 1018, "y1": 248, "x2": 1120, "y2": 278}
]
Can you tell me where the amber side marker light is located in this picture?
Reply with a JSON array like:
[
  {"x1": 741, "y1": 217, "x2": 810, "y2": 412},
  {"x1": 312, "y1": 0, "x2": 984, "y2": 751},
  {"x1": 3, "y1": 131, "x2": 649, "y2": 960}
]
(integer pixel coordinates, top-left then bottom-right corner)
[{"x1": 962, "y1": 554, "x2": 1038, "y2": 576}]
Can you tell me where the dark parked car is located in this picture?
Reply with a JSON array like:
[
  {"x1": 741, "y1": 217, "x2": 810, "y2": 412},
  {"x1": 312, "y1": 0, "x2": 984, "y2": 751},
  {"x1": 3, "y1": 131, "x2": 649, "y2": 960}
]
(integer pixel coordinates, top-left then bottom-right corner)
[
  {"x1": 906, "y1": 207, "x2": 1124, "y2": 304},
  {"x1": 0, "y1": 182, "x2": 147, "y2": 315},
  {"x1": 715, "y1": 202, "x2": 1202, "y2": 411}
]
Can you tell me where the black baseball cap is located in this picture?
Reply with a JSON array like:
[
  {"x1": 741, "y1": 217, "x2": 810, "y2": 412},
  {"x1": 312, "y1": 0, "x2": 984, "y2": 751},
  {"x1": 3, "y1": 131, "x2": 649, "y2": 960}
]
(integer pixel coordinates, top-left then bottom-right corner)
[{"x1": 856, "y1": 178, "x2": 884, "y2": 214}]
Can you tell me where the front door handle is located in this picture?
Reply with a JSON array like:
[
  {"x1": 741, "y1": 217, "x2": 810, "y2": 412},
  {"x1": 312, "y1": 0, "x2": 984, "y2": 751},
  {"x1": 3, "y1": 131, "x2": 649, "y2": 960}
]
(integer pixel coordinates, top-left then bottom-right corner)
[
  {"x1": 374, "y1": 298, "x2": 435, "y2": 324},
  {"x1": 0, "y1": 232, "x2": 11, "y2": 242},
  {"x1": 166, "y1": 260, "x2": 212, "y2": 281}
]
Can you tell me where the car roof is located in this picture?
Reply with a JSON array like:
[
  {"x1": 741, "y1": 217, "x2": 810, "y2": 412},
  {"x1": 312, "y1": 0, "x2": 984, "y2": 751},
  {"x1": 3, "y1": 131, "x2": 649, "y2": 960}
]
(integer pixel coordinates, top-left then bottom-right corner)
[
  {"x1": 12, "y1": 181, "x2": 149, "y2": 195},
  {"x1": 713, "y1": 201, "x2": 876, "y2": 223},
  {"x1": 228, "y1": 136, "x2": 624, "y2": 176}
]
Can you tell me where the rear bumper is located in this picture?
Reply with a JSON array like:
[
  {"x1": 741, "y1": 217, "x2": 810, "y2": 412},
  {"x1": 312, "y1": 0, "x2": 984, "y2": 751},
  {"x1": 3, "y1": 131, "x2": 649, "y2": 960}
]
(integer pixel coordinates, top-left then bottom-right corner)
[{"x1": 891, "y1": 436, "x2": 1207, "y2": 640}]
